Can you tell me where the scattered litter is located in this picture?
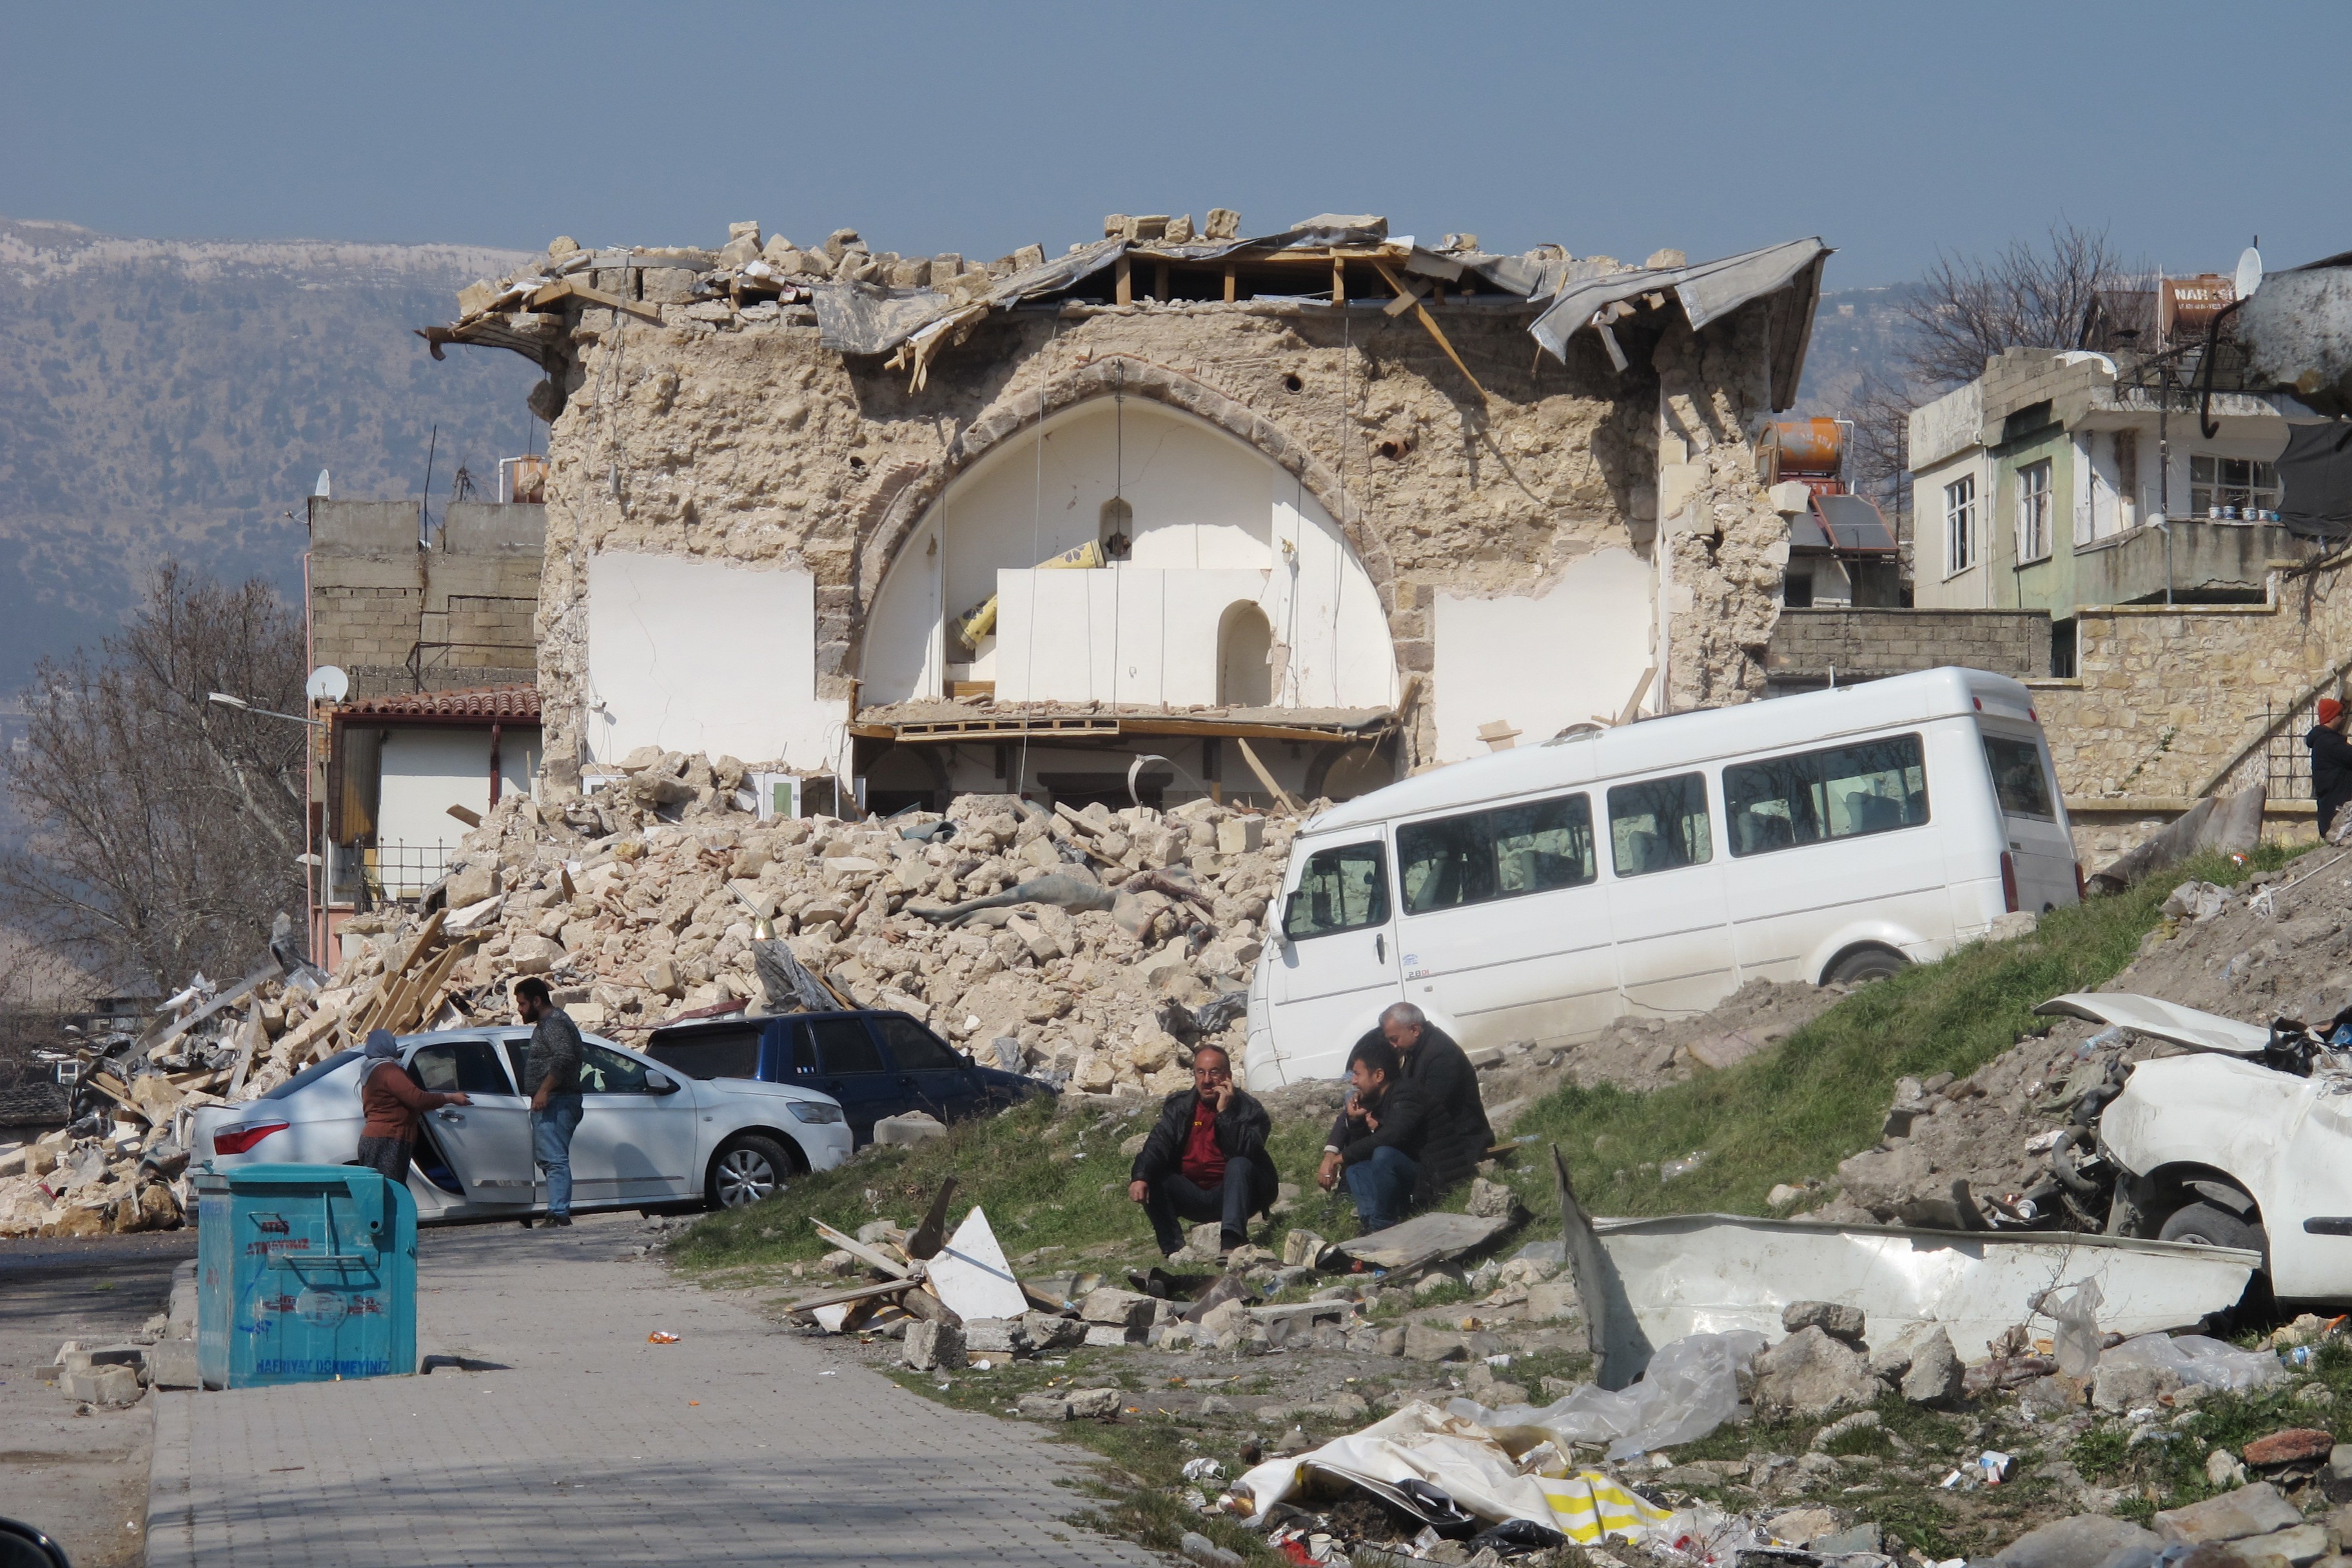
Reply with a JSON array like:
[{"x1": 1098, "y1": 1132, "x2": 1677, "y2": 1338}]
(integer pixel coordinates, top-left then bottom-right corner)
[
  {"x1": 1182, "y1": 1458, "x2": 1227, "y2": 1483},
  {"x1": 647, "y1": 1331, "x2": 680, "y2": 1344}
]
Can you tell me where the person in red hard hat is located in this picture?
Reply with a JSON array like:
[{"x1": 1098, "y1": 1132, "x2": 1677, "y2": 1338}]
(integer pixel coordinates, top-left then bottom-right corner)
[{"x1": 2309, "y1": 697, "x2": 2352, "y2": 841}]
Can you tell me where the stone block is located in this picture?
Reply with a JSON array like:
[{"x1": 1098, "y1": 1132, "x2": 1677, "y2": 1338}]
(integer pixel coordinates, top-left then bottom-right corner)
[
  {"x1": 1021, "y1": 1312, "x2": 1086, "y2": 1351},
  {"x1": 1083, "y1": 1324, "x2": 1137, "y2": 1349},
  {"x1": 1991, "y1": 1514, "x2": 2163, "y2": 1568},
  {"x1": 1280, "y1": 1230, "x2": 1326, "y2": 1268},
  {"x1": 1781, "y1": 1300, "x2": 1865, "y2": 1344},
  {"x1": 1752, "y1": 1326, "x2": 1879, "y2": 1418},
  {"x1": 1015, "y1": 1393, "x2": 1072, "y2": 1420},
  {"x1": 2244, "y1": 1429, "x2": 2336, "y2": 1467},
  {"x1": 2230, "y1": 1525, "x2": 2333, "y2": 1568},
  {"x1": 1065, "y1": 1387, "x2": 1122, "y2": 1419},
  {"x1": 2092, "y1": 1360, "x2": 2182, "y2": 1412},
  {"x1": 902, "y1": 1319, "x2": 965, "y2": 1372},
  {"x1": 1402, "y1": 1324, "x2": 1468, "y2": 1362},
  {"x1": 2157, "y1": 1483, "x2": 2303, "y2": 1545},
  {"x1": 61, "y1": 1364, "x2": 141, "y2": 1405},
  {"x1": 1080, "y1": 1287, "x2": 1155, "y2": 1330},
  {"x1": 963, "y1": 1318, "x2": 1023, "y2": 1355},
  {"x1": 1524, "y1": 1280, "x2": 1582, "y2": 1323},
  {"x1": 1215, "y1": 818, "x2": 1263, "y2": 856},
  {"x1": 146, "y1": 1338, "x2": 200, "y2": 1391},
  {"x1": 872, "y1": 1112, "x2": 946, "y2": 1148}
]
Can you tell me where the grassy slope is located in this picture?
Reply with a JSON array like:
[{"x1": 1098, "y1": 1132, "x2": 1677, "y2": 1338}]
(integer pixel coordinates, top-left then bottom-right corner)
[
  {"x1": 1502, "y1": 842, "x2": 2303, "y2": 1226},
  {"x1": 673, "y1": 845, "x2": 2298, "y2": 1277}
]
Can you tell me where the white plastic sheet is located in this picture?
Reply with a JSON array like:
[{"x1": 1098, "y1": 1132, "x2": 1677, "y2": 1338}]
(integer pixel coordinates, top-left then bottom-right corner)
[
  {"x1": 2099, "y1": 1332, "x2": 2288, "y2": 1393},
  {"x1": 1449, "y1": 1331, "x2": 1769, "y2": 1462}
]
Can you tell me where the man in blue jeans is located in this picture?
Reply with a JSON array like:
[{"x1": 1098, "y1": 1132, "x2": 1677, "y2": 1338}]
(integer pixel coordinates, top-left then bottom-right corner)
[
  {"x1": 1315, "y1": 1037, "x2": 1431, "y2": 1235},
  {"x1": 514, "y1": 977, "x2": 583, "y2": 1228}
]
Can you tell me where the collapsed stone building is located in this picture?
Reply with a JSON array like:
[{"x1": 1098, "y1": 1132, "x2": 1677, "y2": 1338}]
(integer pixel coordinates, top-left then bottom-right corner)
[{"x1": 424, "y1": 212, "x2": 1834, "y2": 810}]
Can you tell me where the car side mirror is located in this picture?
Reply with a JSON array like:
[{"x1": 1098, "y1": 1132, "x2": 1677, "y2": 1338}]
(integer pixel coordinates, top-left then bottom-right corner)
[{"x1": 645, "y1": 1070, "x2": 680, "y2": 1095}]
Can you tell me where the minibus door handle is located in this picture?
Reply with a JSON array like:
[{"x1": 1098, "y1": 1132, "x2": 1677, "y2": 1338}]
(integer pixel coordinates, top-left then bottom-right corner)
[{"x1": 1375, "y1": 934, "x2": 1386, "y2": 963}]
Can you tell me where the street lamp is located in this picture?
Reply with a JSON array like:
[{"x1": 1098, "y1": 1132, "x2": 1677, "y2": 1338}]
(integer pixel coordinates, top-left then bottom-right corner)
[{"x1": 207, "y1": 691, "x2": 322, "y2": 727}]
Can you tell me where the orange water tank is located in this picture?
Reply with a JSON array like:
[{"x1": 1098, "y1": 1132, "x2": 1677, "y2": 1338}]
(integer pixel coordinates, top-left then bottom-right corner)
[{"x1": 1769, "y1": 417, "x2": 1843, "y2": 476}]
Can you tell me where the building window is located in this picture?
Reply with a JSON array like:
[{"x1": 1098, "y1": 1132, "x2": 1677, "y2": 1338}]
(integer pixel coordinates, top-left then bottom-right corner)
[
  {"x1": 2189, "y1": 455, "x2": 2278, "y2": 518},
  {"x1": 1944, "y1": 475, "x2": 1975, "y2": 575},
  {"x1": 2015, "y1": 460, "x2": 2052, "y2": 564}
]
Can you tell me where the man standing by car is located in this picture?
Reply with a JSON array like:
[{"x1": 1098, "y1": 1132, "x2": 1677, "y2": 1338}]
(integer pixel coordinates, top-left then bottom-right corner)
[
  {"x1": 2310, "y1": 698, "x2": 2352, "y2": 841},
  {"x1": 1128, "y1": 1044, "x2": 1277, "y2": 1257},
  {"x1": 1315, "y1": 1037, "x2": 1430, "y2": 1234},
  {"x1": 514, "y1": 977, "x2": 583, "y2": 1228},
  {"x1": 355, "y1": 1028, "x2": 469, "y2": 1182}
]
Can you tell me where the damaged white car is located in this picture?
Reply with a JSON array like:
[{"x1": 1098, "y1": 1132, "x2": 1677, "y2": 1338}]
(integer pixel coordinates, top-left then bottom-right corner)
[{"x1": 2032, "y1": 991, "x2": 2352, "y2": 1303}]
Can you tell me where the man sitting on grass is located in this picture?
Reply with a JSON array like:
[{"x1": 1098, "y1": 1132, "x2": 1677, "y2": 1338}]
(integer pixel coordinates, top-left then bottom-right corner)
[
  {"x1": 1128, "y1": 1044, "x2": 1278, "y2": 1259},
  {"x1": 1316, "y1": 1036, "x2": 1431, "y2": 1235}
]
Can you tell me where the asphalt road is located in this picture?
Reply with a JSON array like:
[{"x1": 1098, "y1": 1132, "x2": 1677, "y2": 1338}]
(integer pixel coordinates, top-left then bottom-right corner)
[{"x1": 0, "y1": 1228, "x2": 197, "y2": 1568}]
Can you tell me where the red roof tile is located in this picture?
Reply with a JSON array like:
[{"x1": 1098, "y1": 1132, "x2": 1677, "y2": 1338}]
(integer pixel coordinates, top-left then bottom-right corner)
[{"x1": 337, "y1": 685, "x2": 541, "y2": 721}]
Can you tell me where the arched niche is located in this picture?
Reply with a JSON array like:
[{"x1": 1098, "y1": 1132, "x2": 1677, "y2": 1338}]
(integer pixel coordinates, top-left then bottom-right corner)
[{"x1": 860, "y1": 397, "x2": 1396, "y2": 712}]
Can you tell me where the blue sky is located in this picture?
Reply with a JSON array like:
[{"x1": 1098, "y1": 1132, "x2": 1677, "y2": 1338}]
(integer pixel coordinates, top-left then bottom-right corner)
[{"x1": 5, "y1": 1, "x2": 2346, "y2": 288}]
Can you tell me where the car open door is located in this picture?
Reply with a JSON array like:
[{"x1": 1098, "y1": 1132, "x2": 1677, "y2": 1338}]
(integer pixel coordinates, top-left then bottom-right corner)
[
  {"x1": 407, "y1": 1039, "x2": 538, "y2": 1205},
  {"x1": 504, "y1": 1037, "x2": 696, "y2": 1204}
]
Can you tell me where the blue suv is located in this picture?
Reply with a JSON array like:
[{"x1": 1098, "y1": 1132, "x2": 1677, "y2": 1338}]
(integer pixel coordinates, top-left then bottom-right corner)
[{"x1": 643, "y1": 1010, "x2": 1049, "y2": 1146}]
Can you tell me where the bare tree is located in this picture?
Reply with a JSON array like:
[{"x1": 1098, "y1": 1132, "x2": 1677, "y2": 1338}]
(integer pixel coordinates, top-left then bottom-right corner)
[
  {"x1": 0, "y1": 564, "x2": 306, "y2": 992},
  {"x1": 1901, "y1": 221, "x2": 2141, "y2": 391}
]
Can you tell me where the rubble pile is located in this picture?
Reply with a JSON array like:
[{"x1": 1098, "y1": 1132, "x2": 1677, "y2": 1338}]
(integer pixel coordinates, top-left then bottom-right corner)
[
  {"x1": 0, "y1": 748, "x2": 1302, "y2": 1237},
  {"x1": 1826, "y1": 854, "x2": 2352, "y2": 1227}
]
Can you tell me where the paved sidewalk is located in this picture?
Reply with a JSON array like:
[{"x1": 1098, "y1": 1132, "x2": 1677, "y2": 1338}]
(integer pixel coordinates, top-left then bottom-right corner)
[{"x1": 146, "y1": 1213, "x2": 1160, "y2": 1567}]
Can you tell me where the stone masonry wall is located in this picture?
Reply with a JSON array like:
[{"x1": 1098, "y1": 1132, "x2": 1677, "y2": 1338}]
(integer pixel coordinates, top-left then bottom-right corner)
[
  {"x1": 311, "y1": 499, "x2": 545, "y2": 698},
  {"x1": 519, "y1": 264, "x2": 1792, "y2": 792},
  {"x1": 2032, "y1": 555, "x2": 2352, "y2": 862},
  {"x1": 1764, "y1": 607, "x2": 2053, "y2": 691}
]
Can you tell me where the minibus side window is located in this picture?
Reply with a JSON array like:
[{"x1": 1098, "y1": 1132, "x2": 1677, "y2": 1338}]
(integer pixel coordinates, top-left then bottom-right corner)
[
  {"x1": 1283, "y1": 842, "x2": 1390, "y2": 939},
  {"x1": 1607, "y1": 773, "x2": 1712, "y2": 876},
  {"x1": 1397, "y1": 794, "x2": 1595, "y2": 914},
  {"x1": 1983, "y1": 736, "x2": 2055, "y2": 819},
  {"x1": 1725, "y1": 734, "x2": 1929, "y2": 856}
]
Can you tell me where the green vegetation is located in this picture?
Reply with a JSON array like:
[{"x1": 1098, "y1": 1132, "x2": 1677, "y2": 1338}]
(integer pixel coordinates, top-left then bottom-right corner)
[
  {"x1": 676, "y1": 844, "x2": 2302, "y2": 1281},
  {"x1": 1504, "y1": 844, "x2": 2305, "y2": 1223}
]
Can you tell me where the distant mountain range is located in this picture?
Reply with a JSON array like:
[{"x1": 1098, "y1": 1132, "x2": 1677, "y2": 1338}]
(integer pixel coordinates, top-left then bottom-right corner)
[
  {"x1": 0, "y1": 217, "x2": 541, "y2": 704},
  {"x1": 0, "y1": 216, "x2": 1921, "y2": 709}
]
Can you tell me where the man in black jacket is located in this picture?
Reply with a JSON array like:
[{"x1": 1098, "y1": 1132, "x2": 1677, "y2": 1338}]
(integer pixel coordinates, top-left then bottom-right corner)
[
  {"x1": 2311, "y1": 698, "x2": 2352, "y2": 840},
  {"x1": 1315, "y1": 1036, "x2": 1429, "y2": 1233},
  {"x1": 1360, "y1": 1003, "x2": 1491, "y2": 1205},
  {"x1": 1128, "y1": 1044, "x2": 1278, "y2": 1257}
]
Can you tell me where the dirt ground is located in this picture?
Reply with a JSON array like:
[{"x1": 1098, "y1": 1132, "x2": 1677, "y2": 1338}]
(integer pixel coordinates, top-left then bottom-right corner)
[{"x1": 0, "y1": 1228, "x2": 195, "y2": 1567}]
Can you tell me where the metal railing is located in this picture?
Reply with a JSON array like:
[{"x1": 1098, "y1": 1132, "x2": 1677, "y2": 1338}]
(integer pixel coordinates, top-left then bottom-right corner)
[
  {"x1": 2265, "y1": 697, "x2": 2315, "y2": 805},
  {"x1": 331, "y1": 841, "x2": 456, "y2": 907}
]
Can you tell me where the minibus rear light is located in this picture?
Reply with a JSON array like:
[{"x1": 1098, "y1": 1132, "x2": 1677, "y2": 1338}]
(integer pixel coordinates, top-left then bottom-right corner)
[{"x1": 1999, "y1": 852, "x2": 2020, "y2": 914}]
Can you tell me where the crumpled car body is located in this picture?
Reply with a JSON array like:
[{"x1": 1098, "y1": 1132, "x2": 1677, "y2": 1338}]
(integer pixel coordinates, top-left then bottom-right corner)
[{"x1": 2041, "y1": 991, "x2": 2352, "y2": 1303}]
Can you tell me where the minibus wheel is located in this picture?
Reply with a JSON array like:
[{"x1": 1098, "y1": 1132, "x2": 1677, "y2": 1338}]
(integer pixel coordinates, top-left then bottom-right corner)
[{"x1": 1823, "y1": 946, "x2": 1907, "y2": 986}]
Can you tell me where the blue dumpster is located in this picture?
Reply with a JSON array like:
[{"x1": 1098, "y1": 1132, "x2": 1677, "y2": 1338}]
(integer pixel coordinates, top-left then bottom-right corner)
[{"x1": 193, "y1": 1162, "x2": 417, "y2": 1389}]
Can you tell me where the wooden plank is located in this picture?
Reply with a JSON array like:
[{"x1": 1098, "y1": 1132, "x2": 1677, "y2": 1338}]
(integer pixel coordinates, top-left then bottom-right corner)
[
  {"x1": 1235, "y1": 737, "x2": 1302, "y2": 815},
  {"x1": 141, "y1": 959, "x2": 284, "y2": 1055},
  {"x1": 226, "y1": 1006, "x2": 266, "y2": 1099},
  {"x1": 1113, "y1": 255, "x2": 1132, "y2": 306},
  {"x1": 785, "y1": 1277, "x2": 914, "y2": 1313},
  {"x1": 391, "y1": 908, "x2": 449, "y2": 978},
  {"x1": 530, "y1": 277, "x2": 663, "y2": 325},
  {"x1": 1331, "y1": 256, "x2": 1345, "y2": 305},
  {"x1": 1223, "y1": 263, "x2": 1237, "y2": 304},
  {"x1": 1616, "y1": 665, "x2": 1658, "y2": 726},
  {"x1": 1381, "y1": 267, "x2": 1429, "y2": 318},
  {"x1": 1374, "y1": 262, "x2": 1489, "y2": 404},
  {"x1": 812, "y1": 1220, "x2": 912, "y2": 1279}
]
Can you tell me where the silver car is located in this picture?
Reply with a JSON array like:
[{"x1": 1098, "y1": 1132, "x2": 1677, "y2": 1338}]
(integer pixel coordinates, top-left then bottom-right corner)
[{"x1": 190, "y1": 1026, "x2": 852, "y2": 1220}]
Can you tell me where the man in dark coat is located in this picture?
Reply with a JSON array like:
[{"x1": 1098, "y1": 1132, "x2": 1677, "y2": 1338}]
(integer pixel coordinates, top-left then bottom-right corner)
[
  {"x1": 1342, "y1": 1004, "x2": 1491, "y2": 1206},
  {"x1": 1315, "y1": 1036, "x2": 1431, "y2": 1233},
  {"x1": 2311, "y1": 698, "x2": 2352, "y2": 840},
  {"x1": 1128, "y1": 1044, "x2": 1278, "y2": 1257}
]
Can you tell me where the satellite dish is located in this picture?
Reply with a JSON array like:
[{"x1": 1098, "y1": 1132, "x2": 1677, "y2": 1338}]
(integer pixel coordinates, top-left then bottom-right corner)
[
  {"x1": 2235, "y1": 246, "x2": 2264, "y2": 301},
  {"x1": 306, "y1": 665, "x2": 349, "y2": 703}
]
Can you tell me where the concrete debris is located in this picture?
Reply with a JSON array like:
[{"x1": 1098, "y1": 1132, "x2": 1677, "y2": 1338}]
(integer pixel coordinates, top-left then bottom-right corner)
[{"x1": 0, "y1": 758, "x2": 1308, "y2": 1239}]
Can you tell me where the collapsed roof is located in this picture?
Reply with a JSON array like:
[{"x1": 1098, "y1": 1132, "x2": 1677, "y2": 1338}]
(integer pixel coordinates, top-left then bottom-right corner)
[{"x1": 426, "y1": 212, "x2": 1830, "y2": 411}]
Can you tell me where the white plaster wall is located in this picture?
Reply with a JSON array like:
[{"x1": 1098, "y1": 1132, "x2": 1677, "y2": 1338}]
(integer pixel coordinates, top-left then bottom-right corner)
[
  {"x1": 1907, "y1": 380, "x2": 1983, "y2": 471},
  {"x1": 378, "y1": 727, "x2": 538, "y2": 854},
  {"x1": 583, "y1": 552, "x2": 841, "y2": 770},
  {"x1": 862, "y1": 398, "x2": 1395, "y2": 709},
  {"x1": 1911, "y1": 452, "x2": 1992, "y2": 609},
  {"x1": 994, "y1": 567, "x2": 1271, "y2": 705},
  {"x1": 1431, "y1": 548, "x2": 1656, "y2": 764}
]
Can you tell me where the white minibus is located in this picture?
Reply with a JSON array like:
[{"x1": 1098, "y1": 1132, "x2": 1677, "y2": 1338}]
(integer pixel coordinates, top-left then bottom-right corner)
[{"x1": 1243, "y1": 667, "x2": 2077, "y2": 1089}]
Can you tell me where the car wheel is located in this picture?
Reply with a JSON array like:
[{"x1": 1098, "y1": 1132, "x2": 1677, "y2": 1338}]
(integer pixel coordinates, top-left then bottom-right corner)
[
  {"x1": 1825, "y1": 946, "x2": 1907, "y2": 986},
  {"x1": 708, "y1": 1135, "x2": 794, "y2": 1210},
  {"x1": 2159, "y1": 1200, "x2": 2267, "y2": 1255}
]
